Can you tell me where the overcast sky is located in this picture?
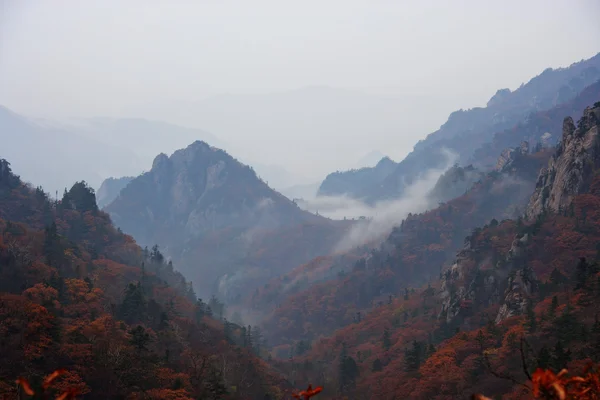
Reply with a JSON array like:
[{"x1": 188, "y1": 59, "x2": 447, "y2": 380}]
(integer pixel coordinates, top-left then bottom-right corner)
[{"x1": 1, "y1": 0, "x2": 599, "y2": 181}]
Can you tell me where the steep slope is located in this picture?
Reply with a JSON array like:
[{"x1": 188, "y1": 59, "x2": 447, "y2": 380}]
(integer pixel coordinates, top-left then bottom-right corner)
[
  {"x1": 356, "y1": 53, "x2": 600, "y2": 203},
  {"x1": 105, "y1": 141, "x2": 351, "y2": 300},
  {"x1": 0, "y1": 159, "x2": 287, "y2": 399},
  {"x1": 96, "y1": 176, "x2": 135, "y2": 208},
  {"x1": 259, "y1": 145, "x2": 550, "y2": 348},
  {"x1": 277, "y1": 102, "x2": 600, "y2": 400},
  {"x1": 471, "y1": 79, "x2": 600, "y2": 169},
  {"x1": 317, "y1": 156, "x2": 397, "y2": 198},
  {"x1": 527, "y1": 103, "x2": 600, "y2": 218}
]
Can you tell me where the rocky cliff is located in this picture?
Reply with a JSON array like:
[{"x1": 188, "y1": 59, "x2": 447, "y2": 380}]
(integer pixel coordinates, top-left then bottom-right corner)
[
  {"x1": 439, "y1": 103, "x2": 600, "y2": 328},
  {"x1": 527, "y1": 104, "x2": 600, "y2": 218}
]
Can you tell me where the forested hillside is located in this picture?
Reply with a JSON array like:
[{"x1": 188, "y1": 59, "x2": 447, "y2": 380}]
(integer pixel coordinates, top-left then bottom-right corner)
[
  {"x1": 268, "y1": 104, "x2": 600, "y2": 399},
  {"x1": 257, "y1": 144, "x2": 551, "y2": 350},
  {"x1": 0, "y1": 159, "x2": 288, "y2": 399}
]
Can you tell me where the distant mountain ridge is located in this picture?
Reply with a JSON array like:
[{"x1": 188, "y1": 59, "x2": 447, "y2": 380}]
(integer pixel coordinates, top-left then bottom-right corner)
[
  {"x1": 316, "y1": 53, "x2": 600, "y2": 203},
  {"x1": 96, "y1": 176, "x2": 135, "y2": 208},
  {"x1": 317, "y1": 156, "x2": 397, "y2": 198}
]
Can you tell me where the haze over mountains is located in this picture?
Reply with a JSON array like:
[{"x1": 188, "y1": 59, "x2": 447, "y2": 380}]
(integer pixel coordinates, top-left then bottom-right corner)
[{"x1": 3, "y1": 2, "x2": 600, "y2": 398}]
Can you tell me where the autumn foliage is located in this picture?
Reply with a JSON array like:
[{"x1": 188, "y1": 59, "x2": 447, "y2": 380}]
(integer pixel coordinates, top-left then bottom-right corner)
[{"x1": 0, "y1": 161, "x2": 283, "y2": 399}]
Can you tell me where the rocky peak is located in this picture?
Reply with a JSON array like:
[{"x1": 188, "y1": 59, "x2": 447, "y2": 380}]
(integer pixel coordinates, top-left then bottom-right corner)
[
  {"x1": 526, "y1": 104, "x2": 600, "y2": 218},
  {"x1": 152, "y1": 153, "x2": 170, "y2": 170},
  {"x1": 494, "y1": 141, "x2": 530, "y2": 172},
  {"x1": 439, "y1": 230, "x2": 534, "y2": 326},
  {"x1": 487, "y1": 88, "x2": 512, "y2": 108}
]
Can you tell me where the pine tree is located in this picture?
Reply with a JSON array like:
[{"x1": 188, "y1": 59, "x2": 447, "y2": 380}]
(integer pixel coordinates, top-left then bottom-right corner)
[
  {"x1": 549, "y1": 295, "x2": 558, "y2": 318},
  {"x1": 537, "y1": 346, "x2": 552, "y2": 369},
  {"x1": 551, "y1": 341, "x2": 571, "y2": 371},
  {"x1": 338, "y1": 344, "x2": 358, "y2": 395},
  {"x1": 372, "y1": 358, "x2": 383, "y2": 372},
  {"x1": 404, "y1": 340, "x2": 424, "y2": 372},
  {"x1": 525, "y1": 299, "x2": 537, "y2": 333},
  {"x1": 129, "y1": 325, "x2": 150, "y2": 353},
  {"x1": 382, "y1": 327, "x2": 392, "y2": 350}
]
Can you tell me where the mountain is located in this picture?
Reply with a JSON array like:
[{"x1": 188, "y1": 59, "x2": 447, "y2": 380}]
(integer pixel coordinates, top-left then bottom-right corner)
[
  {"x1": 317, "y1": 156, "x2": 397, "y2": 198},
  {"x1": 96, "y1": 176, "x2": 135, "y2": 208},
  {"x1": 241, "y1": 160, "x2": 313, "y2": 192},
  {"x1": 278, "y1": 182, "x2": 320, "y2": 201},
  {"x1": 526, "y1": 103, "x2": 600, "y2": 218},
  {"x1": 0, "y1": 158, "x2": 287, "y2": 399},
  {"x1": 259, "y1": 143, "x2": 550, "y2": 348},
  {"x1": 321, "y1": 53, "x2": 600, "y2": 203},
  {"x1": 353, "y1": 150, "x2": 388, "y2": 168},
  {"x1": 0, "y1": 105, "x2": 141, "y2": 193},
  {"x1": 427, "y1": 163, "x2": 485, "y2": 205},
  {"x1": 471, "y1": 79, "x2": 600, "y2": 170},
  {"x1": 105, "y1": 140, "x2": 351, "y2": 300},
  {"x1": 267, "y1": 103, "x2": 600, "y2": 399}
]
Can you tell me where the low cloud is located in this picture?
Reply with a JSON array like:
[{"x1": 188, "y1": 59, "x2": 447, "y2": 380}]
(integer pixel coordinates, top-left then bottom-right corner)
[{"x1": 298, "y1": 149, "x2": 457, "y2": 253}]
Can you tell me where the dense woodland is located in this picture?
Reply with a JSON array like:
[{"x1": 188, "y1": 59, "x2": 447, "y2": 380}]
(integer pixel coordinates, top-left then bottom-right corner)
[{"x1": 0, "y1": 160, "x2": 288, "y2": 399}]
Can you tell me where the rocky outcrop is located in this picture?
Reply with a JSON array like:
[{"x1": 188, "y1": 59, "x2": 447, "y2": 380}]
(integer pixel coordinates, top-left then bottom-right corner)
[
  {"x1": 526, "y1": 105, "x2": 600, "y2": 218},
  {"x1": 439, "y1": 231, "x2": 534, "y2": 325},
  {"x1": 495, "y1": 141, "x2": 530, "y2": 172}
]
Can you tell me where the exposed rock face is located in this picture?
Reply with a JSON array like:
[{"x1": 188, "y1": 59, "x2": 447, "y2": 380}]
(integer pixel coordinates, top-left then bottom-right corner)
[
  {"x1": 526, "y1": 105, "x2": 600, "y2": 218},
  {"x1": 439, "y1": 232, "x2": 533, "y2": 326},
  {"x1": 495, "y1": 267, "x2": 536, "y2": 323},
  {"x1": 494, "y1": 141, "x2": 530, "y2": 172}
]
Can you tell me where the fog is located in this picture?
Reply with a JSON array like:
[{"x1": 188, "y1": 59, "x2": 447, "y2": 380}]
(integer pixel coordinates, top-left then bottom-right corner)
[
  {"x1": 299, "y1": 149, "x2": 457, "y2": 252},
  {"x1": 1, "y1": 0, "x2": 599, "y2": 184}
]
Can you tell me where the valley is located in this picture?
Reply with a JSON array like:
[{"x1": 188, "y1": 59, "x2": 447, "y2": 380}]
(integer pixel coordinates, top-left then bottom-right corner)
[{"x1": 2, "y1": 5, "x2": 600, "y2": 398}]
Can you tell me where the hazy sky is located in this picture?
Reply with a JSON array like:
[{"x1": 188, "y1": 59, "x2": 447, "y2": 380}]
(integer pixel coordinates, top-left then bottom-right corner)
[{"x1": 1, "y1": 0, "x2": 599, "y2": 181}]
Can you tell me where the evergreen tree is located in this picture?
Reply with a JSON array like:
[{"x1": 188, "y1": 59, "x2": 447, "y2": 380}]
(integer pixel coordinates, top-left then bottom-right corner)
[
  {"x1": 119, "y1": 282, "x2": 146, "y2": 324},
  {"x1": 195, "y1": 298, "x2": 207, "y2": 323},
  {"x1": 338, "y1": 344, "x2": 358, "y2": 395},
  {"x1": 551, "y1": 341, "x2": 571, "y2": 371},
  {"x1": 549, "y1": 295, "x2": 558, "y2": 318},
  {"x1": 246, "y1": 325, "x2": 253, "y2": 349},
  {"x1": 554, "y1": 304, "x2": 578, "y2": 343},
  {"x1": 129, "y1": 325, "x2": 150, "y2": 353},
  {"x1": 575, "y1": 257, "x2": 590, "y2": 289},
  {"x1": 371, "y1": 358, "x2": 383, "y2": 372},
  {"x1": 404, "y1": 340, "x2": 425, "y2": 372},
  {"x1": 525, "y1": 299, "x2": 537, "y2": 333},
  {"x1": 537, "y1": 346, "x2": 552, "y2": 369},
  {"x1": 382, "y1": 327, "x2": 392, "y2": 350}
]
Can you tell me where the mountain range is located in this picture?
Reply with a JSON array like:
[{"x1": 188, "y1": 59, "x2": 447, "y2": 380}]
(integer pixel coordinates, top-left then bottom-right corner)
[
  {"x1": 3, "y1": 51, "x2": 600, "y2": 400},
  {"x1": 316, "y1": 53, "x2": 600, "y2": 202}
]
